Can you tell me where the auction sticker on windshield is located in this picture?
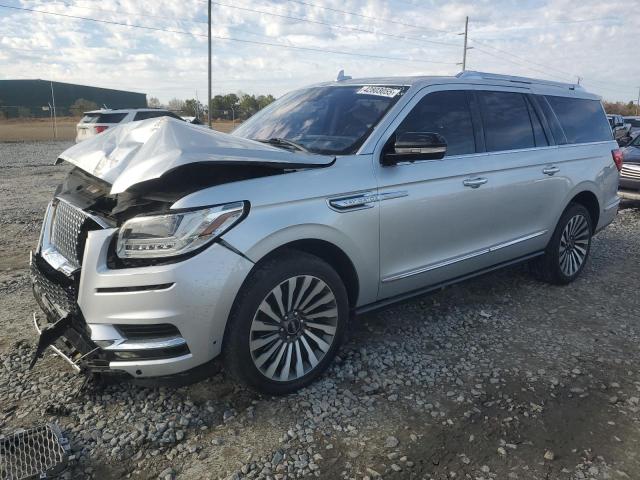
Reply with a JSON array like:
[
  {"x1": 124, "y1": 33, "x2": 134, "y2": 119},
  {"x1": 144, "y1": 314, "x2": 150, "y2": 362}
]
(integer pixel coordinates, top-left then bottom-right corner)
[{"x1": 357, "y1": 86, "x2": 402, "y2": 97}]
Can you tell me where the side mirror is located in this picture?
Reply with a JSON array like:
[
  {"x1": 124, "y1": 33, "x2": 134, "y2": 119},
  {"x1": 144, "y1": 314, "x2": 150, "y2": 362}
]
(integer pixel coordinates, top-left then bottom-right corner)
[{"x1": 382, "y1": 132, "x2": 447, "y2": 166}]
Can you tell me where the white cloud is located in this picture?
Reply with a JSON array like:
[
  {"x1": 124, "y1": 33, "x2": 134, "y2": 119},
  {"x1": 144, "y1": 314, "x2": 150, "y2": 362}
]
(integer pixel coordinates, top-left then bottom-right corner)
[{"x1": 0, "y1": 0, "x2": 636, "y2": 102}]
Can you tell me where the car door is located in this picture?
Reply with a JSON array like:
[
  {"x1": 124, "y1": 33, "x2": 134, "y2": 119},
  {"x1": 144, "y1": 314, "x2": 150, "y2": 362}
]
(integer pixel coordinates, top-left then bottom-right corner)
[{"x1": 375, "y1": 85, "x2": 557, "y2": 300}]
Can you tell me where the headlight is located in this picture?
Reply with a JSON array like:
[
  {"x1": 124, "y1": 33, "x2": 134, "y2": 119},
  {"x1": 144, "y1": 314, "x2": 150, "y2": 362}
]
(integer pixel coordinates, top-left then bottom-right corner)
[{"x1": 116, "y1": 202, "x2": 246, "y2": 259}]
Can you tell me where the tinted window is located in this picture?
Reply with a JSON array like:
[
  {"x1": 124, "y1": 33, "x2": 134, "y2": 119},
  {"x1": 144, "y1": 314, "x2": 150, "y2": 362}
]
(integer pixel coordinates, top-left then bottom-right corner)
[
  {"x1": 478, "y1": 91, "x2": 535, "y2": 151},
  {"x1": 545, "y1": 96, "x2": 612, "y2": 144},
  {"x1": 395, "y1": 90, "x2": 475, "y2": 156},
  {"x1": 624, "y1": 118, "x2": 640, "y2": 127},
  {"x1": 133, "y1": 111, "x2": 179, "y2": 121},
  {"x1": 535, "y1": 96, "x2": 566, "y2": 144},
  {"x1": 96, "y1": 113, "x2": 127, "y2": 124},
  {"x1": 525, "y1": 97, "x2": 549, "y2": 147}
]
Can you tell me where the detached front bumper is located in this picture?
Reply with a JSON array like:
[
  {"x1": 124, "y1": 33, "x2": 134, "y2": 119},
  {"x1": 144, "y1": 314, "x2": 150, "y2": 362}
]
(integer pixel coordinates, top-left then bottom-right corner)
[{"x1": 31, "y1": 224, "x2": 254, "y2": 378}]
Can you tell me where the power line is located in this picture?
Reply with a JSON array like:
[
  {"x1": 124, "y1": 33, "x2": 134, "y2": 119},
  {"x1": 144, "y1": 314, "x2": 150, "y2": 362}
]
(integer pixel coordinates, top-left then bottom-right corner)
[
  {"x1": 468, "y1": 37, "x2": 576, "y2": 80},
  {"x1": 285, "y1": 0, "x2": 456, "y2": 35},
  {"x1": 470, "y1": 46, "x2": 573, "y2": 82},
  {"x1": 468, "y1": 36, "x2": 636, "y2": 92},
  {"x1": 58, "y1": 0, "x2": 462, "y2": 49},
  {"x1": 31, "y1": 0, "x2": 300, "y2": 46},
  {"x1": 0, "y1": 4, "x2": 458, "y2": 65},
  {"x1": 204, "y1": 0, "x2": 461, "y2": 48}
]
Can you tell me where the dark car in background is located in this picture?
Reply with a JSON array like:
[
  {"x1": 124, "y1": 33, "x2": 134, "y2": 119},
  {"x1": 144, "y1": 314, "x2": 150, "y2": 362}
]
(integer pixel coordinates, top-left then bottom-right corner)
[
  {"x1": 623, "y1": 116, "x2": 640, "y2": 141},
  {"x1": 608, "y1": 114, "x2": 629, "y2": 145},
  {"x1": 619, "y1": 135, "x2": 640, "y2": 200}
]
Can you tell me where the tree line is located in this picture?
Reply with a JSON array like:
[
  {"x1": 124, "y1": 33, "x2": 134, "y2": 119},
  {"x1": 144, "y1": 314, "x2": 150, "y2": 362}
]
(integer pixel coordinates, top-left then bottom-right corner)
[
  {"x1": 148, "y1": 93, "x2": 276, "y2": 121},
  {"x1": 603, "y1": 100, "x2": 639, "y2": 116}
]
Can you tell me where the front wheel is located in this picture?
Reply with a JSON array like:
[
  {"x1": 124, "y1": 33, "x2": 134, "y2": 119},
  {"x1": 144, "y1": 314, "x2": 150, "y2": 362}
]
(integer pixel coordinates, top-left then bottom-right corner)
[
  {"x1": 531, "y1": 203, "x2": 593, "y2": 285},
  {"x1": 223, "y1": 250, "x2": 348, "y2": 394}
]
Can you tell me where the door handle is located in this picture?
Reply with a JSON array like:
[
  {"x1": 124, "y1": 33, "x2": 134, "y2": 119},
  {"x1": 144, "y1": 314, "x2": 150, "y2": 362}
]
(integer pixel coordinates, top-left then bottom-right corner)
[
  {"x1": 542, "y1": 166, "x2": 560, "y2": 176},
  {"x1": 463, "y1": 177, "x2": 488, "y2": 188}
]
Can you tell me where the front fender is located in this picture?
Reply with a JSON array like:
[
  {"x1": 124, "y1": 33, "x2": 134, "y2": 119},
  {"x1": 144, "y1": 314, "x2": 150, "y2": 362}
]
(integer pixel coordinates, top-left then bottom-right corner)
[{"x1": 221, "y1": 201, "x2": 380, "y2": 307}]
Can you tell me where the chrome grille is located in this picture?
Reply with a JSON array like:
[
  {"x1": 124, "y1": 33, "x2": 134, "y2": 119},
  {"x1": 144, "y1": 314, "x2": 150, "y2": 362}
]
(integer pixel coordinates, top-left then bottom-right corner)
[
  {"x1": 50, "y1": 200, "x2": 87, "y2": 268},
  {"x1": 0, "y1": 424, "x2": 69, "y2": 480},
  {"x1": 30, "y1": 258, "x2": 77, "y2": 318},
  {"x1": 621, "y1": 164, "x2": 640, "y2": 181}
]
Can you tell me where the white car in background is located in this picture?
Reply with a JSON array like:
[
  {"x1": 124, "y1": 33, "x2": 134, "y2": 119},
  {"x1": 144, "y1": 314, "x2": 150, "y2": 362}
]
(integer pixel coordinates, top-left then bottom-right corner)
[{"x1": 75, "y1": 108, "x2": 184, "y2": 142}]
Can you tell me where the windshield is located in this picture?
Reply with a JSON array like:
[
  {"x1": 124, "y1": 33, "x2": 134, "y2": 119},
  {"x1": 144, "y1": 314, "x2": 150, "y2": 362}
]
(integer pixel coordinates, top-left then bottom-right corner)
[{"x1": 233, "y1": 85, "x2": 407, "y2": 155}]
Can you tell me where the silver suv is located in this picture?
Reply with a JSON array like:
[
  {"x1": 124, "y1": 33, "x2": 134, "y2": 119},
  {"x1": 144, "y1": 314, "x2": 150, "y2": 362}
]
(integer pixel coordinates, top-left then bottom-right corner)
[{"x1": 30, "y1": 71, "x2": 621, "y2": 394}]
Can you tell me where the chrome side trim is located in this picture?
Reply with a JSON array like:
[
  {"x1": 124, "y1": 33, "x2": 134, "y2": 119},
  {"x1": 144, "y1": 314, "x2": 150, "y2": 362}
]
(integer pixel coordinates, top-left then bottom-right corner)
[
  {"x1": 328, "y1": 192, "x2": 377, "y2": 211},
  {"x1": 109, "y1": 354, "x2": 193, "y2": 369},
  {"x1": 328, "y1": 190, "x2": 408, "y2": 212},
  {"x1": 88, "y1": 323, "x2": 187, "y2": 351},
  {"x1": 378, "y1": 191, "x2": 409, "y2": 201},
  {"x1": 382, "y1": 230, "x2": 548, "y2": 283},
  {"x1": 103, "y1": 337, "x2": 187, "y2": 351}
]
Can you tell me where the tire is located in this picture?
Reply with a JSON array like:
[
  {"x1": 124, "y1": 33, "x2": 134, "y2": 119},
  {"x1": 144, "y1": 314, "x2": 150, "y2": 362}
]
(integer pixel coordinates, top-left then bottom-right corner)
[
  {"x1": 223, "y1": 250, "x2": 349, "y2": 395},
  {"x1": 531, "y1": 203, "x2": 593, "y2": 285}
]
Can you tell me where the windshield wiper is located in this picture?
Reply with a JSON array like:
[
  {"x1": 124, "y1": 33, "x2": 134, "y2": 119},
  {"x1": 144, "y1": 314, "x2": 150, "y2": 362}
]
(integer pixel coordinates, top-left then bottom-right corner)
[{"x1": 257, "y1": 137, "x2": 309, "y2": 152}]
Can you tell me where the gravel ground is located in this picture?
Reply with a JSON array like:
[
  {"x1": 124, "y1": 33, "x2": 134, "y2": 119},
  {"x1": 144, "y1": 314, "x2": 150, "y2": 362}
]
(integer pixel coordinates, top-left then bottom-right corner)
[{"x1": 1, "y1": 140, "x2": 640, "y2": 480}]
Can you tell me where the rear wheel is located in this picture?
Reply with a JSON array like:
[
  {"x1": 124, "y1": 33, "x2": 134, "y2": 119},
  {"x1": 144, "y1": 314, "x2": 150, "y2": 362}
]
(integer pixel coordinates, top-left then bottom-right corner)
[
  {"x1": 532, "y1": 203, "x2": 593, "y2": 284},
  {"x1": 223, "y1": 250, "x2": 348, "y2": 394}
]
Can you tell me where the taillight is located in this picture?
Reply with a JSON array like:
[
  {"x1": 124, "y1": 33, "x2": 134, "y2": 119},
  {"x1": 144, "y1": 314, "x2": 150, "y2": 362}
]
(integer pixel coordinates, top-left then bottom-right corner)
[
  {"x1": 95, "y1": 125, "x2": 109, "y2": 134},
  {"x1": 612, "y1": 149, "x2": 624, "y2": 171}
]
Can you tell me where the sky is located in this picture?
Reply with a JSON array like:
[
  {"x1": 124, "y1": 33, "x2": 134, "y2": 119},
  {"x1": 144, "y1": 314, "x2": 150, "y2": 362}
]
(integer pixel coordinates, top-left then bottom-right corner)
[{"x1": 0, "y1": 0, "x2": 637, "y2": 104}]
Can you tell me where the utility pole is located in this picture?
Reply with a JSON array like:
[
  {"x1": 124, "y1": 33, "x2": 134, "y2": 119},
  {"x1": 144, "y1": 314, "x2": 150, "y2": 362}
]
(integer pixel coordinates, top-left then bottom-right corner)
[
  {"x1": 207, "y1": 0, "x2": 212, "y2": 129},
  {"x1": 636, "y1": 87, "x2": 640, "y2": 116},
  {"x1": 458, "y1": 16, "x2": 472, "y2": 71},
  {"x1": 576, "y1": 76, "x2": 582, "y2": 85},
  {"x1": 50, "y1": 81, "x2": 57, "y2": 139}
]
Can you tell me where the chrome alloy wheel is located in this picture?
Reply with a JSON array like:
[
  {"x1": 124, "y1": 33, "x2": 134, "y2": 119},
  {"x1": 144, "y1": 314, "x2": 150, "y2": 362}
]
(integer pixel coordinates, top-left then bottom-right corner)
[
  {"x1": 249, "y1": 275, "x2": 339, "y2": 382},
  {"x1": 558, "y1": 214, "x2": 590, "y2": 277}
]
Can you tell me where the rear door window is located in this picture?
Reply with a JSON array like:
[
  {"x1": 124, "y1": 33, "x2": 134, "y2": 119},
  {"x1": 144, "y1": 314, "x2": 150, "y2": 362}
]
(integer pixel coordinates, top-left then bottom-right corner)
[
  {"x1": 477, "y1": 91, "x2": 535, "y2": 152},
  {"x1": 544, "y1": 96, "x2": 612, "y2": 144},
  {"x1": 396, "y1": 90, "x2": 476, "y2": 156},
  {"x1": 525, "y1": 97, "x2": 549, "y2": 147},
  {"x1": 534, "y1": 95, "x2": 566, "y2": 144}
]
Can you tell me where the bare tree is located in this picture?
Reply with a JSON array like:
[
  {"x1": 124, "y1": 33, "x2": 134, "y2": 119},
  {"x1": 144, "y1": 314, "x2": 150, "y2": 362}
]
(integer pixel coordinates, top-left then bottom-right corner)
[
  {"x1": 147, "y1": 96, "x2": 162, "y2": 108},
  {"x1": 166, "y1": 98, "x2": 185, "y2": 114}
]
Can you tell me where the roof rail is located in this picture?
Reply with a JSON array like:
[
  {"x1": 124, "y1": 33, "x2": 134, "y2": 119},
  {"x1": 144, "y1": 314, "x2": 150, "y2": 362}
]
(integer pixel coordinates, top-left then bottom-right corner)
[{"x1": 456, "y1": 70, "x2": 583, "y2": 91}]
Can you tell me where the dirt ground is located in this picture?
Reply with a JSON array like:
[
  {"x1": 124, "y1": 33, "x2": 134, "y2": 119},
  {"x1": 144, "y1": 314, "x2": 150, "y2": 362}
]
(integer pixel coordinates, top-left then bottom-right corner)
[
  {"x1": 1, "y1": 141, "x2": 639, "y2": 480},
  {"x1": 0, "y1": 118, "x2": 237, "y2": 141}
]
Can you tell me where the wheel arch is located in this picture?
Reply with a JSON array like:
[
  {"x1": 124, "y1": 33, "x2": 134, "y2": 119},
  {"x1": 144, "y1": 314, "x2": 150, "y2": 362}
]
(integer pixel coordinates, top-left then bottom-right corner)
[
  {"x1": 251, "y1": 239, "x2": 360, "y2": 309},
  {"x1": 567, "y1": 189, "x2": 600, "y2": 232}
]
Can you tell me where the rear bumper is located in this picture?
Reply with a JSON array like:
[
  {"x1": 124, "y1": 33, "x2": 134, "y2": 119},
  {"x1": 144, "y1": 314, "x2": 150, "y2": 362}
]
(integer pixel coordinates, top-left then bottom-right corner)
[
  {"x1": 31, "y1": 227, "x2": 254, "y2": 378},
  {"x1": 619, "y1": 189, "x2": 640, "y2": 201},
  {"x1": 595, "y1": 196, "x2": 620, "y2": 234}
]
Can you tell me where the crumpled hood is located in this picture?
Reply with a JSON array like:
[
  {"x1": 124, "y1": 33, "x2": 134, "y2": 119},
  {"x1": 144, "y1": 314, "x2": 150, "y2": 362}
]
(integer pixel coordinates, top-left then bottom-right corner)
[{"x1": 57, "y1": 117, "x2": 334, "y2": 194}]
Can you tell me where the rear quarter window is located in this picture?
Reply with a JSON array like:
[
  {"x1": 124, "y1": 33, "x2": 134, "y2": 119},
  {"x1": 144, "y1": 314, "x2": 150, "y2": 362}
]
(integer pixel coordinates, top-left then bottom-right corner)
[
  {"x1": 134, "y1": 111, "x2": 183, "y2": 121},
  {"x1": 96, "y1": 113, "x2": 128, "y2": 124},
  {"x1": 80, "y1": 113, "x2": 99, "y2": 124},
  {"x1": 545, "y1": 96, "x2": 612, "y2": 144}
]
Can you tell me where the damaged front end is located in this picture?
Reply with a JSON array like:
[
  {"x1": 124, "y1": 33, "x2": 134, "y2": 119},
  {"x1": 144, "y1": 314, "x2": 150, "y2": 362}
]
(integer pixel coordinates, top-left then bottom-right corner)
[{"x1": 28, "y1": 117, "x2": 334, "y2": 377}]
